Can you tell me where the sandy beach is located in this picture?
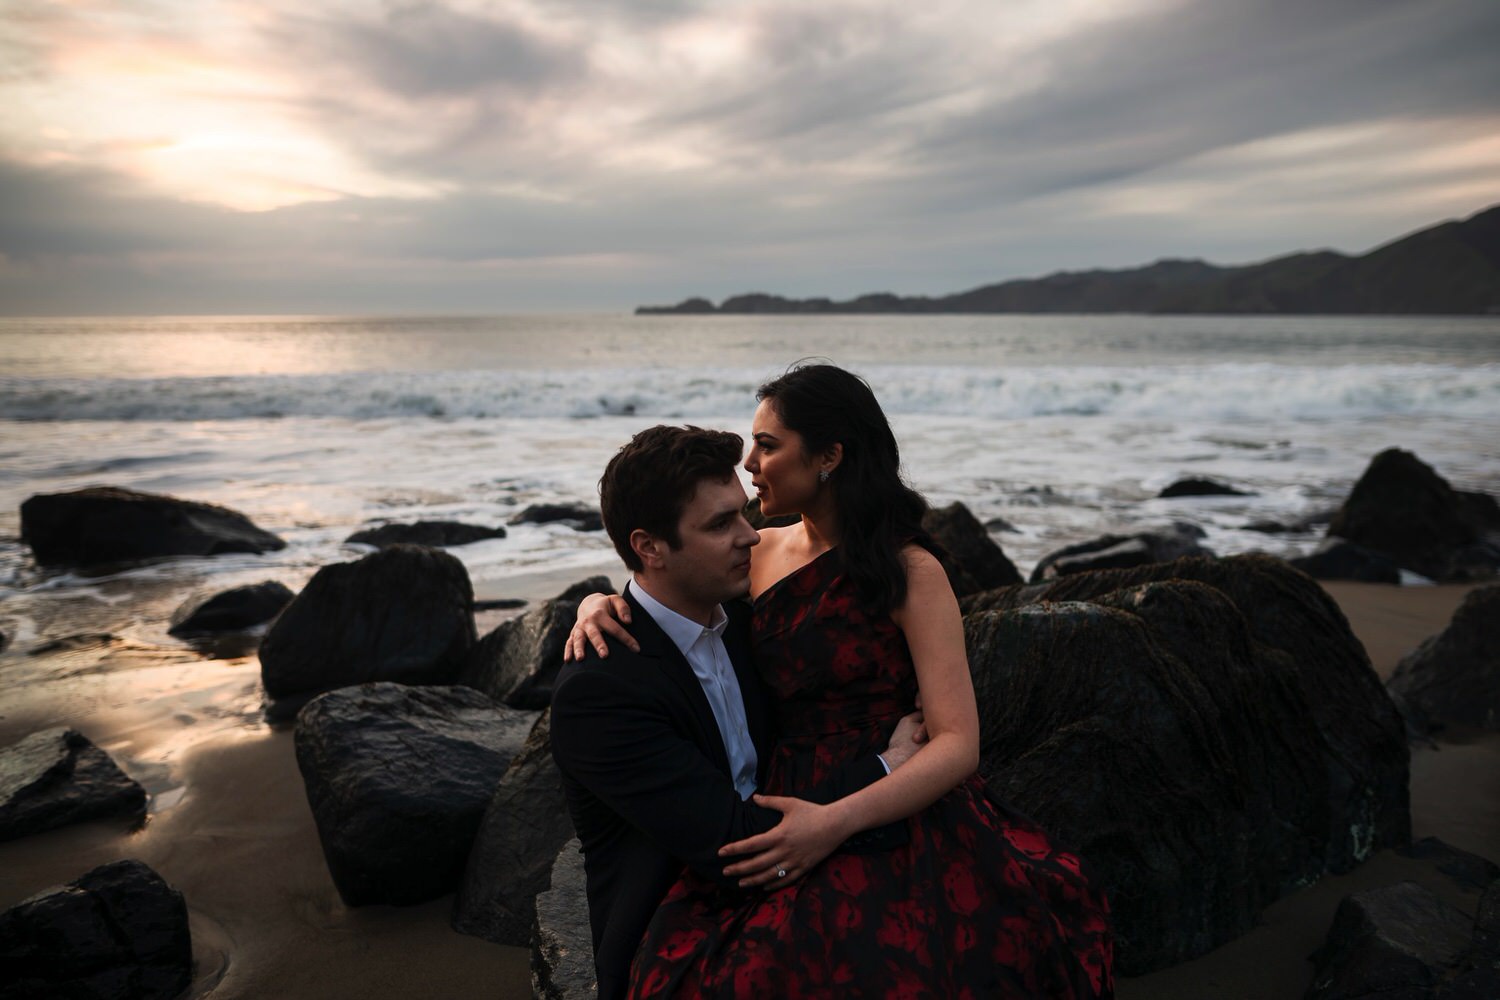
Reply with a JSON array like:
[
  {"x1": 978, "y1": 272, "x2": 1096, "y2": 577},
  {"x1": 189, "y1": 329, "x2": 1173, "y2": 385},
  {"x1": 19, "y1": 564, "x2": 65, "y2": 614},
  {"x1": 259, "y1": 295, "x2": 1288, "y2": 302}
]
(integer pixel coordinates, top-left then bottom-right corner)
[{"x1": 1, "y1": 574, "x2": 1493, "y2": 999}]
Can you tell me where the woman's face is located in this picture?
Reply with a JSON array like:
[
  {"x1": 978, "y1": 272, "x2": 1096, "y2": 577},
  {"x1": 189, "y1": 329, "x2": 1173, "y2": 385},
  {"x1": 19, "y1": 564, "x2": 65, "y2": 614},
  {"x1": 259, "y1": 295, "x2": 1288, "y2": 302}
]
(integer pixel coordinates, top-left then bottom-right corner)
[{"x1": 744, "y1": 398, "x2": 824, "y2": 517}]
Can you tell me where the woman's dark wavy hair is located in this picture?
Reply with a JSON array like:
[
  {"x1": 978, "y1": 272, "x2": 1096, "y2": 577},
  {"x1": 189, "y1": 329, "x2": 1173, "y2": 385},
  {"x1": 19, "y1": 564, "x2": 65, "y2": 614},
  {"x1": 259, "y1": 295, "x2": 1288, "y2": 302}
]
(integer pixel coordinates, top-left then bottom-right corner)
[{"x1": 757, "y1": 363, "x2": 936, "y2": 614}]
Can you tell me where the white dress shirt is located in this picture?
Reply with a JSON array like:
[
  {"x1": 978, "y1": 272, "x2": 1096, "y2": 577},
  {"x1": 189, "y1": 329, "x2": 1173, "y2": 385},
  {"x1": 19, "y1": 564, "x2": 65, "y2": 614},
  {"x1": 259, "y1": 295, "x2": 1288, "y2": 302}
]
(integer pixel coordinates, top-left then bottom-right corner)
[{"x1": 629, "y1": 578, "x2": 759, "y2": 800}]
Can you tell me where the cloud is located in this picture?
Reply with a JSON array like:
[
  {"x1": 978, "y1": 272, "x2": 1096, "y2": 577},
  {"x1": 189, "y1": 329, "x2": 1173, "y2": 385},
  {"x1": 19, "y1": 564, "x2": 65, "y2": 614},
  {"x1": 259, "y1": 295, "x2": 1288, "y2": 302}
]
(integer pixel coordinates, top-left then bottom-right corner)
[
  {"x1": 2, "y1": 0, "x2": 1498, "y2": 312},
  {"x1": 285, "y1": 3, "x2": 585, "y2": 99}
]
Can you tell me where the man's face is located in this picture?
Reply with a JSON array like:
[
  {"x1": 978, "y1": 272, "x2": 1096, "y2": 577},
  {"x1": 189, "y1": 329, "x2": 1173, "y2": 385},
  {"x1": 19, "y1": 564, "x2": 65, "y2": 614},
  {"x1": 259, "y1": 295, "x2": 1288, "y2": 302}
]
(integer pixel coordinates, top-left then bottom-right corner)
[{"x1": 657, "y1": 474, "x2": 760, "y2": 607}]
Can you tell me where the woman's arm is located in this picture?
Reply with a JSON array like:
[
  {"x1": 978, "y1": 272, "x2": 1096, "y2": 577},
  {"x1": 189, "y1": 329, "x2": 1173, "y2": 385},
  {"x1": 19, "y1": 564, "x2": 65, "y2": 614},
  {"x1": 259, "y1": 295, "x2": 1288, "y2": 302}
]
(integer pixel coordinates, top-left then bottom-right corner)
[
  {"x1": 563, "y1": 592, "x2": 639, "y2": 661},
  {"x1": 720, "y1": 545, "x2": 980, "y2": 886}
]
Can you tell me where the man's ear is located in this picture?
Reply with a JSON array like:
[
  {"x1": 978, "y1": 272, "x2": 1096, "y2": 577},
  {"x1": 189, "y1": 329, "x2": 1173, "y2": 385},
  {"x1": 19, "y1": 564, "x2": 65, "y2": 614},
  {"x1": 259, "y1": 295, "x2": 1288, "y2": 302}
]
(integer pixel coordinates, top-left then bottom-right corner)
[{"x1": 630, "y1": 528, "x2": 666, "y2": 568}]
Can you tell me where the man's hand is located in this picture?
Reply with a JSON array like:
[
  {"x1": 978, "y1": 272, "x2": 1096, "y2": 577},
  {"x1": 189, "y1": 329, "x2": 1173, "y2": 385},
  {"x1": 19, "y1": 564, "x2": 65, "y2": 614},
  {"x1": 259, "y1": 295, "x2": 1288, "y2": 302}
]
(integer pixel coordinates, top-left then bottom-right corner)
[
  {"x1": 880, "y1": 709, "x2": 928, "y2": 771},
  {"x1": 563, "y1": 593, "x2": 640, "y2": 661},
  {"x1": 718, "y1": 794, "x2": 848, "y2": 888}
]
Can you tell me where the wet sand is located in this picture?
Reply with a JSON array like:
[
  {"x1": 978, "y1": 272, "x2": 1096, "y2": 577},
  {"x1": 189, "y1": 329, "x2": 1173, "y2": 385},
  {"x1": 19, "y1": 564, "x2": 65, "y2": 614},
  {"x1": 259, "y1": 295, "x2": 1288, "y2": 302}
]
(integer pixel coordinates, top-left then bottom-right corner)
[{"x1": 0, "y1": 577, "x2": 1492, "y2": 999}]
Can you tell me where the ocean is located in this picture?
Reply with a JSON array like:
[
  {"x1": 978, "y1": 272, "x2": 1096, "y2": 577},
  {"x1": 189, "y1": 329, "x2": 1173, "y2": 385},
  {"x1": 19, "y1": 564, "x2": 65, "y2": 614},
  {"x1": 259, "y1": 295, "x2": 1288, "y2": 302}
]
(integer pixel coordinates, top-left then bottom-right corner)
[{"x1": 3, "y1": 312, "x2": 1499, "y2": 643}]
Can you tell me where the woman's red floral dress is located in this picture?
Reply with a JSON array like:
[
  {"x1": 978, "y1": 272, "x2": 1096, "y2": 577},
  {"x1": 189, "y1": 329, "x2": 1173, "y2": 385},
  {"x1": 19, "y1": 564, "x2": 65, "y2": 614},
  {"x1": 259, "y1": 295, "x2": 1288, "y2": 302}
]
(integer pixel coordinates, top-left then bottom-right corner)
[{"x1": 628, "y1": 548, "x2": 1115, "y2": 998}]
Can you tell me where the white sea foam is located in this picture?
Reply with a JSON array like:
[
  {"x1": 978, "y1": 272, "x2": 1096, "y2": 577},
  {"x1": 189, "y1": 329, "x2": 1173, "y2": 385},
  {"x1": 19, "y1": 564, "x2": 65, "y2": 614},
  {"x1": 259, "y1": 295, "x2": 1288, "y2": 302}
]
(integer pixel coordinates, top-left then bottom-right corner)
[
  {"x1": 1, "y1": 315, "x2": 1497, "y2": 616},
  {"x1": 3, "y1": 362, "x2": 1497, "y2": 423}
]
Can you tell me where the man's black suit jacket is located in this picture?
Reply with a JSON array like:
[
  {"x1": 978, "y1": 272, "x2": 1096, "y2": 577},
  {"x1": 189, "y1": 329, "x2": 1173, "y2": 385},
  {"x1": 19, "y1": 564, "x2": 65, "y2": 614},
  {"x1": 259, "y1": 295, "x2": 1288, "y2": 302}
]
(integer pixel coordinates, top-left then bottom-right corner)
[{"x1": 550, "y1": 586, "x2": 901, "y2": 1000}]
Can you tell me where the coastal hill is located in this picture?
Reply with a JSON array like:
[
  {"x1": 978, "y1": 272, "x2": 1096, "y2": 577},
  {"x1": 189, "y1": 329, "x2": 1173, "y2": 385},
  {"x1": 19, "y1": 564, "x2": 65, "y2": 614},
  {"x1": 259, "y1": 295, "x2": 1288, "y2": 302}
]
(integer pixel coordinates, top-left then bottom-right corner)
[{"x1": 637, "y1": 203, "x2": 1500, "y2": 315}]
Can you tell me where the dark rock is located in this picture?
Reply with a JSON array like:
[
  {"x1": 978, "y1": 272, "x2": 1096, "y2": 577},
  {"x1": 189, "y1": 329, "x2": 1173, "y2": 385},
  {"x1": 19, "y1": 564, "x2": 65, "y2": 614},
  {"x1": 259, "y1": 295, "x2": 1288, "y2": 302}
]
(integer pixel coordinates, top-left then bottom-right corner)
[
  {"x1": 345, "y1": 521, "x2": 507, "y2": 548},
  {"x1": 1388, "y1": 585, "x2": 1500, "y2": 731},
  {"x1": 509, "y1": 504, "x2": 603, "y2": 532},
  {"x1": 259, "y1": 545, "x2": 476, "y2": 706},
  {"x1": 1290, "y1": 538, "x2": 1404, "y2": 584},
  {"x1": 294, "y1": 683, "x2": 538, "y2": 907},
  {"x1": 454, "y1": 709, "x2": 576, "y2": 945},
  {"x1": 20, "y1": 485, "x2": 285, "y2": 567},
  {"x1": 531, "y1": 838, "x2": 596, "y2": 1000},
  {"x1": 460, "y1": 597, "x2": 578, "y2": 710},
  {"x1": 921, "y1": 502, "x2": 1023, "y2": 598},
  {"x1": 0, "y1": 629, "x2": 9, "y2": 654},
  {"x1": 1306, "y1": 882, "x2": 1473, "y2": 1000},
  {"x1": 1159, "y1": 478, "x2": 1252, "y2": 498},
  {"x1": 1029, "y1": 522, "x2": 1213, "y2": 582},
  {"x1": 168, "y1": 580, "x2": 295, "y2": 636},
  {"x1": 0, "y1": 728, "x2": 146, "y2": 842},
  {"x1": 474, "y1": 598, "x2": 528, "y2": 611},
  {"x1": 1397, "y1": 838, "x2": 1500, "y2": 893},
  {"x1": 743, "y1": 497, "x2": 800, "y2": 530},
  {"x1": 1328, "y1": 449, "x2": 1500, "y2": 582},
  {"x1": 1470, "y1": 879, "x2": 1500, "y2": 965},
  {"x1": 983, "y1": 515, "x2": 1020, "y2": 533},
  {"x1": 0, "y1": 859, "x2": 192, "y2": 1000},
  {"x1": 1247, "y1": 509, "x2": 1340, "y2": 534},
  {"x1": 962, "y1": 554, "x2": 1409, "y2": 975},
  {"x1": 552, "y1": 576, "x2": 616, "y2": 606}
]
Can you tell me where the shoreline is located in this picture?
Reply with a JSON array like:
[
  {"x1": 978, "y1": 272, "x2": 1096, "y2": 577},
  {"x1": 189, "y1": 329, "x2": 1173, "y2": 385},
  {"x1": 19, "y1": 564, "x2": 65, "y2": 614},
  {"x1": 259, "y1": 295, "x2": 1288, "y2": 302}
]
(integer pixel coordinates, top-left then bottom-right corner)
[{"x1": 0, "y1": 575, "x2": 1492, "y2": 999}]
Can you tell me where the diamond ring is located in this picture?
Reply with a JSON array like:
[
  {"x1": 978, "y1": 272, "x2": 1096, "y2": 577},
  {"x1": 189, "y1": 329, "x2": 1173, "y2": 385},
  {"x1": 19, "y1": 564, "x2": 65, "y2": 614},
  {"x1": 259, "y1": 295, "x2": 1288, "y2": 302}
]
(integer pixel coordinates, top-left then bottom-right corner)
[{"x1": 776, "y1": 868, "x2": 787, "y2": 878}]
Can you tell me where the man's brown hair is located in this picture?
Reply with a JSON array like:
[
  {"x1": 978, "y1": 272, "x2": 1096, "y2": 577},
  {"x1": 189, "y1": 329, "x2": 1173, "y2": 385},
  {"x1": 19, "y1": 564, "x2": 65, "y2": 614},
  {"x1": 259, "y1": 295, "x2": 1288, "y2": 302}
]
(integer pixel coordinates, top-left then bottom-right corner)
[{"x1": 599, "y1": 425, "x2": 745, "y2": 572}]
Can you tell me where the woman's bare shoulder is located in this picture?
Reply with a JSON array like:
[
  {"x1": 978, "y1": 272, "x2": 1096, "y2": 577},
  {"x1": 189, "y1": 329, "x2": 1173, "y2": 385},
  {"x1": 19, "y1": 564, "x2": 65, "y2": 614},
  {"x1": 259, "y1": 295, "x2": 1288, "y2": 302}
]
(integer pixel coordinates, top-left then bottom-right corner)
[
  {"x1": 899, "y1": 542, "x2": 945, "y2": 578},
  {"x1": 895, "y1": 543, "x2": 957, "y2": 618}
]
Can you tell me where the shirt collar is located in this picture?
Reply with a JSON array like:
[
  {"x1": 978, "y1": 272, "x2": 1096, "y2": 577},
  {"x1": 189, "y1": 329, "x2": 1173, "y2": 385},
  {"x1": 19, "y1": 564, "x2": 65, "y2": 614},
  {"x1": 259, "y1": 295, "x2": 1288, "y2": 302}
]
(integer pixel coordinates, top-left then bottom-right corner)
[{"x1": 628, "y1": 577, "x2": 728, "y2": 659}]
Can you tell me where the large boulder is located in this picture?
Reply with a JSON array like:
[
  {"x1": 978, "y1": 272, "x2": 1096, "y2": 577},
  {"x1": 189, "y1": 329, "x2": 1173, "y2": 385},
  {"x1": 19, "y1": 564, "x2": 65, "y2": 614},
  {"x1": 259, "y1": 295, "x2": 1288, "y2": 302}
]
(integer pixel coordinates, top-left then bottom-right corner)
[
  {"x1": 453, "y1": 709, "x2": 575, "y2": 945},
  {"x1": 294, "y1": 683, "x2": 538, "y2": 907},
  {"x1": 0, "y1": 859, "x2": 192, "y2": 1000},
  {"x1": 531, "y1": 838, "x2": 596, "y2": 1000},
  {"x1": 962, "y1": 554, "x2": 1409, "y2": 974},
  {"x1": 167, "y1": 580, "x2": 294, "y2": 636},
  {"x1": 345, "y1": 521, "x2": 507, "y2": 548},
  {"x1": 509, "y1": 504, "x2": 603, "y2": 532},
  {"x1": 1387, "y1": 584, "x2": 1500, "y2": 731},
  {"x1": 20, "y1": 486, "x2": 285, "y2": 567},
  {"x1": 921, "y1": 501, "x2": 1022, "y2": 598},
  {"x1": 1029, "y1": 522, "x2": 1213, "y2": 582},
  {"x1": 1327, "y1": 449, "x2": 1500, "y2": 582},
  {"x1": 1290, "y1": 539, "x2": 1403, "y2": 584},
  {"x1": 1, "y1": 728, "x2": 146, "y2": 842},
  {"x1": 1305, "y1": 880, "x2": 1493, "y2": 1000},
  {"x1": 259, "y1": 545, "x2": 476, "y2": 713},
  {"x1": 460, "y1": 580, "x2": 613, "y2": 710}
]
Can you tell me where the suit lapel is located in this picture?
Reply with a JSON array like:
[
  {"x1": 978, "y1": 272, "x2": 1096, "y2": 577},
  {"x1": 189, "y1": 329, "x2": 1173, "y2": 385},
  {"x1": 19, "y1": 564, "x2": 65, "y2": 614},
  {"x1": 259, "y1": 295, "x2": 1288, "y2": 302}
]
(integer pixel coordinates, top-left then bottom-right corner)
[{"x1": 624, "y1": 586, "x2": 733, "y2": 777}]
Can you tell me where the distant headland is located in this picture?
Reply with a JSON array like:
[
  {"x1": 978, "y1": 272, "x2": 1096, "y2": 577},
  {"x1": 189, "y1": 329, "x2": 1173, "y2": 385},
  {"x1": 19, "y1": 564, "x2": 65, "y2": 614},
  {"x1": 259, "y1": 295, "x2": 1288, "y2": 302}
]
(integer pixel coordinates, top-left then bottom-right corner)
[{"x1": 638, "y1": 203, "x2": 1500, "y2": 315}]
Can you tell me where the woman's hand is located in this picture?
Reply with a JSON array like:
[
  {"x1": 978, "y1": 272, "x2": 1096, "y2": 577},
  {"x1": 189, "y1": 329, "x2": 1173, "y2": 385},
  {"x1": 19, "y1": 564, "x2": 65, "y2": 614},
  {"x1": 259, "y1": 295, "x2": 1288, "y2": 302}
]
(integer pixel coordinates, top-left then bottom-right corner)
[
  {"x1": 718, "y1": 794, "x2": 851, "y2": 889},
  {"x1": 563, "y1": 593, "x2": 640, "y2": 661}
]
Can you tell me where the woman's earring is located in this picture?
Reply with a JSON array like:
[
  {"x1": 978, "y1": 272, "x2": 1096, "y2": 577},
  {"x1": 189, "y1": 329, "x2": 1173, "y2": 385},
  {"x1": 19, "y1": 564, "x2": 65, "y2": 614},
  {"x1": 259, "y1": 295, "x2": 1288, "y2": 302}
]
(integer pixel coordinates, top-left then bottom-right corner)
[{"x1": 818, "y1": 468, "x2": 830, "y2": 483}]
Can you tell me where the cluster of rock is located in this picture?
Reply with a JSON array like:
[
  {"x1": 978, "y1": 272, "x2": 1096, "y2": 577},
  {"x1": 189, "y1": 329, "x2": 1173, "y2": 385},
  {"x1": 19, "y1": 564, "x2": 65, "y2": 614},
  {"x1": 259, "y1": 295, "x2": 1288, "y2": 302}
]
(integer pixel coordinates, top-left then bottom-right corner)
[
  {"x1": 10, "y1": 467, "x2": 1497, "y2": 994},
  {"x1": 0, "y1": 730, "x2": 188, "y2": 998},
  {"x1": 1294, "y1": 449, "x2": 1500, "y2": 583},
  {"x1": 962, "y1": 553, "x2": 1410, "y2": 973}
]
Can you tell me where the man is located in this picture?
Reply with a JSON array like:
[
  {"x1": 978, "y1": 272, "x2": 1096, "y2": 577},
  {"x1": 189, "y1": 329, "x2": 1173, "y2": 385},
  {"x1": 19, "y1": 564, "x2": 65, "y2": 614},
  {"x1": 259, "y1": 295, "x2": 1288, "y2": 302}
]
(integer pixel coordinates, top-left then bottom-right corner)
[{"x1": 550, "y1": 425, "x2": 921, "y2": 1000}]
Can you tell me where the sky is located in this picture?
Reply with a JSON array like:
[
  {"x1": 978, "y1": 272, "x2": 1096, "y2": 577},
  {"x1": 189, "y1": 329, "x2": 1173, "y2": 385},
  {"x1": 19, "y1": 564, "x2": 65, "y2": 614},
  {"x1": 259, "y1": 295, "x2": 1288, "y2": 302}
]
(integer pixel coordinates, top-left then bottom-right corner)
[{"x1": 1, "y1": 0, "x2": 1497, "y2": 315}]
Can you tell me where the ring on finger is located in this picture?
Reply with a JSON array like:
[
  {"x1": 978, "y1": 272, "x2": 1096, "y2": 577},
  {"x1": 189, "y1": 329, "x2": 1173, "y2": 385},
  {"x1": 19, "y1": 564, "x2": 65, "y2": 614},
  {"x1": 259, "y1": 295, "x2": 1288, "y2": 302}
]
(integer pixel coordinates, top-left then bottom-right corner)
[{"x1": 776, "y1": 868, "x2": 787, "y2": 879}]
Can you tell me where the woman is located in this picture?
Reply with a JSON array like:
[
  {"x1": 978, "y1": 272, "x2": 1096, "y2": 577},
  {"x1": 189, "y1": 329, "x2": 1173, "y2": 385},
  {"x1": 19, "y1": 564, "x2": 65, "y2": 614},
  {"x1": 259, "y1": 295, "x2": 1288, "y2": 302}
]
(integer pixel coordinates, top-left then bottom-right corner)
[{"x1": 572, "y1": 364, "x2": 1113, "y2": 998}]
